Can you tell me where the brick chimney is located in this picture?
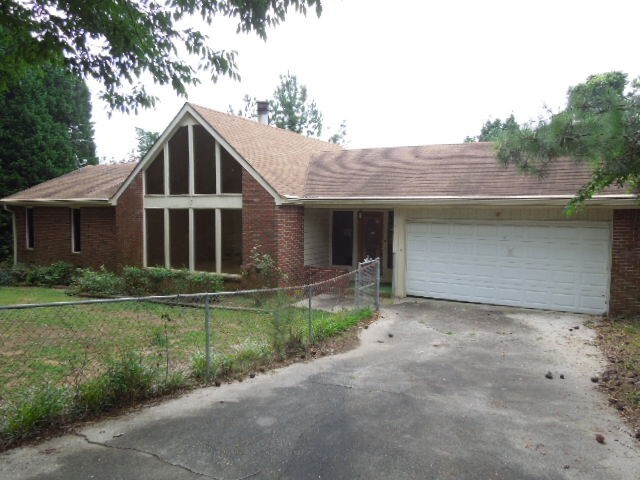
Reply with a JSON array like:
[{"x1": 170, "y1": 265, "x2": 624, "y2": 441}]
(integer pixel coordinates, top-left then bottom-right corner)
[{"x1": 257, "y1": 100, "x2": 269, "y2": 125}]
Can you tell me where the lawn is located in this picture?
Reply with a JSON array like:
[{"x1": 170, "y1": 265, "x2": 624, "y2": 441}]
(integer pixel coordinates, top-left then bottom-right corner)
[{"x1": 0, "y1": 286, "x2": 75, "y2": 305}]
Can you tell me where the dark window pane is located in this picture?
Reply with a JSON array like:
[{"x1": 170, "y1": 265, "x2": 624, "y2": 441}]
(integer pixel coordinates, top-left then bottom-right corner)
[
  {"x1": 146, "y1": 209, "x2": 165, "y2": 267},
  {"x1": 221, "y1": 147, "x2": 242, "y2": 193},
  {"x1": 221, "y1": 209, "x2": 242, "y2": 273},
  {"x1": 194, "y1": 209, "x2": 216, "y2": 271},
  {"x1": 169, "y1": 126, "x2": 189, "y2": 194},
  {"x1": 26, "y1": 208, "x2": 34, "y2": 249},
  {"x1": 332, "y1": 211, "x2": 353, "y2": 265},
  {"x1": 387, "y1": 211, "x2": 394, "y2": 269},
  {"x1": 194, "y1": 125, "x2": 216, "y2": 194},
  {"x1": 169, "y1": 209, "x2": 189, "y2": 269},
  {"x1": 145, "y1": 151, "x2": 164, "y2": 194},
  {"x1": 72, "y1": 209, "x2": 81, "y2": 253}
]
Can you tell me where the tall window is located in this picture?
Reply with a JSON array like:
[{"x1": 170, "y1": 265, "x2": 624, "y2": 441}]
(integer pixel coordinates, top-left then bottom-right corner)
[
  {"x1": 26, "y1": 208, "x2": 34, "y2": 249},
  {"x1": 71, "y1": 209, "x2": 81, "y2": 253},
  {"x1": 332, "y1": 211, "x2": 353, "y2": 266}
]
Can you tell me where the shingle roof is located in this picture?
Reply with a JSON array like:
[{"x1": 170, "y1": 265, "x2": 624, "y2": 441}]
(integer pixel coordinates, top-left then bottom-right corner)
[
  {"x1": 304, "y1": 142, "x2": 627, "y2": 199},
  {"x1": 190, "y1": 104, "x2": 343, "y2": 197},
  {"x1": 2, "y1": 162, "x2": 136, "y2": 203}
]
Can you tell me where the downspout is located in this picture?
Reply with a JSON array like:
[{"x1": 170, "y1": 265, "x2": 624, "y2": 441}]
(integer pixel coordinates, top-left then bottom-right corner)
[{"x1": 3, "y1": 205, "x2": 17, "y2": 265}]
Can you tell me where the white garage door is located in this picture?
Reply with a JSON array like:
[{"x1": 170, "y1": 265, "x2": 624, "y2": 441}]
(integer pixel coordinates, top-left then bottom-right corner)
[{"x1": 406, "y1": 221, "x2": 610, "y2": 314}]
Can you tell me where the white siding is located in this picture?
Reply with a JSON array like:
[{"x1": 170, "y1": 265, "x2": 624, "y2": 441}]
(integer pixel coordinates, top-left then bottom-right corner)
[{"x1": 304, "y1": 208, "x2": 330, "y2": 266}]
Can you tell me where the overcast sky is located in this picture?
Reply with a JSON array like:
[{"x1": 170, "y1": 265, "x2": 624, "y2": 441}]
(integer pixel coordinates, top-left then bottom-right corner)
[{"x1": 90, "y1": 0, "x2": 640, "y2": 162}]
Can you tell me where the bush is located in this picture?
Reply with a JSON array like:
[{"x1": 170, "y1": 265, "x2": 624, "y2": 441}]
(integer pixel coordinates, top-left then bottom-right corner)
[
  {"x1": 241, "y1": 246, "x2": 285, "y2": 289},
  {"x1": 67, "y1": 266, "x2": 126, "y2": 296},
  {"x1": 25, "y1": 261, "x2": 75, "y2": 286},
  {"x1": 122, "y1": 266, "x2": 223, "y2": 296}
]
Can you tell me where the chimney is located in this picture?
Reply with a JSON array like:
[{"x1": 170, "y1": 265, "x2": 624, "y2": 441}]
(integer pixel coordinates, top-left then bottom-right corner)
[{"x1": 257, "y1": 100, "x2": 269, "y2": 125}]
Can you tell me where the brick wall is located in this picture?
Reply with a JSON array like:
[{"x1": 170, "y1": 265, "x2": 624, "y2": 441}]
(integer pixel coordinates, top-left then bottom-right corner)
[
  {"x1": 242, "y1": 171, "x2": 277, "y2": 263},
  {"x1": 115, "y1": 174, "x2": 143, "y2": 268},
  {"x1": 241, "y1": 170, "x2": 305, "y2": 286},
  {"x1": 276, "y1": 205, "x2": 305, "y2": 286},
  {"x1": 610, "y1": 209, "x2": 640, "y2": 316},
  {"x1": 12, "y1": 205, "x2": 117, "y2": 269}
]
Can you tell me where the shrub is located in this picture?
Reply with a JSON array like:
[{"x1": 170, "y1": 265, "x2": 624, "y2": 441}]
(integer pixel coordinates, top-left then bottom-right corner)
[
  {"x1": 25, "y1": 261, "x2": 75, "y2": 287},
  {"x1": 67, "y1": 266, "x2": 126, "y2": 296},
  {"x1": 122, "y1": 266, "x2": 223, "y2": 296},
  {"x1": 241, "y1": 246, "x2": 284, "y2": 289}
]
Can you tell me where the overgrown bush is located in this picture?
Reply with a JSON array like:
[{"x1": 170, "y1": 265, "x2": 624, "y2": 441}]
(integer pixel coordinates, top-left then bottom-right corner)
[
  {"x1": 25, "y1": 261, "x2": 76, "y2": 286},
  {"x1": 67, "y1": 266, "x2": 223, "y2": 297},
  {"x1": 241, "y1": 246, "x2": 285, "y2": 289},
  {"x1": 0, "y1": 262, "x2": 75, "y2": 287},
  {"x1": 67, "y1": 266, "x2": 126, "y2": 296}
]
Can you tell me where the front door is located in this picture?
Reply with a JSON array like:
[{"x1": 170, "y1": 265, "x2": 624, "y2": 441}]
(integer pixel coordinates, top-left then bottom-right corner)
[{"x1": 358, "y1": 211, "x2": 384, "y2": 263}]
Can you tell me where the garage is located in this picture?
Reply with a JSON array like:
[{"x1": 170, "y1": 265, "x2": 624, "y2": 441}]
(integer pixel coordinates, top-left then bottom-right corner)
[{"x1": 405, "y1": 221, "x2": 610, "y2": 314}]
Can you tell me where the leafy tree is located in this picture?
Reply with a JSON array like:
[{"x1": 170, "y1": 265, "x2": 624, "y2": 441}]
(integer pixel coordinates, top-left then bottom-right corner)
[
  {"x1": 135, "y1": 128, "x2": 161, "y2": 158},
  {"x1": 493, "y1": 72, "x2": 640, "y2": 212},
  {"x1": 230, "y1": 72, "x2": 347, "y2": 144},
  {"x1": 464, "y1": 114, "x2": 519, "y2": 142},
  {"x1": 0, "y1": 64, "x2": 97, "y2": 260},
  {"x1": 0, "y1": 0, "x2": 323, "y2": 113}
]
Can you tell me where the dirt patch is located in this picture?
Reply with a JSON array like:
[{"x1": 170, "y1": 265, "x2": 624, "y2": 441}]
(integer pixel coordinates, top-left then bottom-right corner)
[{"x1": 594, "y1": 317, "x2": 640, "y2": 441}]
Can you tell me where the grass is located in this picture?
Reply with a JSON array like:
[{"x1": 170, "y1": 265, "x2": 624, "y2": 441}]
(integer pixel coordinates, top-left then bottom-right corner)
[
  {"x1": 0, "y1": 286, "x2": 372, "y2": 449},
  {"x1": 0, "y1": 286, "x2": 75, "y2": 305}
]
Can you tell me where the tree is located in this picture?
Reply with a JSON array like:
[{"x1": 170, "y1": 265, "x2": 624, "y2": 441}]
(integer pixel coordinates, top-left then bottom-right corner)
[
  {"x1": 230, "y1": 72, "x2": 348, "y2": 144},
  {"x1": 464, "y1": 114, "x2": 519, "y2": 142},
  {"x1": 0, "y1": 64, "x2": 97, "y2": 260},
  {"x1": 492, "y1": 72, "x2": 640, "y2": 212},
  {"x1": 135, "y1": 128, "x2": 161, "y2": 158},
  {"x1": 0, "y1": 0, "x2": 323, "y2": 113}
]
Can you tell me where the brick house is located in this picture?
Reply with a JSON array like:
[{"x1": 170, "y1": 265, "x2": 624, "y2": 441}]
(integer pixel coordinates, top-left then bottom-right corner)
[{"x1": 3, "y1": 103, "x2": 639, "y2": 316}]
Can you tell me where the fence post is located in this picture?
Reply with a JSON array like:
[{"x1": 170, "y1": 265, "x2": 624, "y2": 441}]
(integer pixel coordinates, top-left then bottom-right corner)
[
  {"x1": 375, "y1": 258, "x2": 380, "y2": 311},
  {"x1": 355, "y1": 264, "x2": 361, "y2": 310},
  {"x1": 205, "y1": 294, "x2": 212, "y2": 378},
  {"x1": 308, "y1": 285, "x2": 313, "y2": 344}
]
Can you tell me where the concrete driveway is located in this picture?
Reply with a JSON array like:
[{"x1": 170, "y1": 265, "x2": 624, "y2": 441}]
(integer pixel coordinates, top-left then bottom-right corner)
[{"x1": 2, "y1": 299, "x2": 639, "y2": 479}]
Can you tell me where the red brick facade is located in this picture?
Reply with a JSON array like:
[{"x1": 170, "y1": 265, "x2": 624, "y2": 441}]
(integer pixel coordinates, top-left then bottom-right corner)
[
  {"x1": 610, "y1": 209, "x2": 640, "y2": 316},
  {"x1": 241, "y1": 170, "x2": 305, "y2": 286},
  {"x1": 10, "y1": 175, "x2": 143, "y2": 271},
  {"x1": 114, "y1": 175, "x2": 143, "y2": 268},
  {"x1": 12, "y1": 205, "x2": 117, "y2": 269}
]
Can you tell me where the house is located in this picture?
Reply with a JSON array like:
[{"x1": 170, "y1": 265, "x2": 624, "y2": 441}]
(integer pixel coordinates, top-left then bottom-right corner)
[{"x1": 3, "y1": 103, "x2": 639, "y2": 316}]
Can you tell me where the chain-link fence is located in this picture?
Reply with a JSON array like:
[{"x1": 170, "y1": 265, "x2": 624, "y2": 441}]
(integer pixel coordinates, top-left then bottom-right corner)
[{"x1": 0, "y1": 259, "x2": 380, "y2": 449}]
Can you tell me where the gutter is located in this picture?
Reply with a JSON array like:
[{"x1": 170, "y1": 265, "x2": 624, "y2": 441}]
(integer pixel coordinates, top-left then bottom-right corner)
[
  {"x1": 280, "y1": 195, "x2": 638, "y2": 207},
  {"x1": 3, "y1": 205, "x2": 17, "y2": 265},
  {"x1": 0, "y1": 199, "x2": 111, "y2": 207}
]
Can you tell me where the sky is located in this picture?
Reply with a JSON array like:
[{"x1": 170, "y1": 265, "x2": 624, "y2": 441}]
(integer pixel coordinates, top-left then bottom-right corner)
[{"x1": 90, "y1": 0, "x2": 640, "y2": 162}]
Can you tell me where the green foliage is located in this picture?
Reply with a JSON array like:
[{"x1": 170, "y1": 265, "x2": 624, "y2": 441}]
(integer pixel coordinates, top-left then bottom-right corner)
[
  {"x1": 464, "y1": 114, "x2": 519, "y2": 142},
  {"x1": 494, "y1": 71, "x2": 640, "y2": 212},
  {"x1": 0, "y1": 64, "x2": 97, "y2": 261},
  {"x1": 1, "y1": 384, "x2": 69, "y2": 442},
  {"x1": 24, "y1": 262, "x2": 75, "y2": 287},
  {"x1": 241, "y1": 246, "x2": 285, "y2": 289},
  {"x1": 313, "y1": 308, "x2": 372, "y2": 341},
  {"x1": 0, "y1": 262, "x2": 75, "y2": 287},
  {"x1": 135, "y1": 127, "x2": 160, "y2": 158},
  {"x1": 230, "y1": 72, "x2": 348, "y2": 144},
  {"x1": 68, "y1": 266, "x2": 223, "y2": 296},
  {"x1": 68, "y1": 267, "x2": 126, "y2": 297},
  {"x1": 0, "y1": 0, "x2": 322, "y2": 113}
]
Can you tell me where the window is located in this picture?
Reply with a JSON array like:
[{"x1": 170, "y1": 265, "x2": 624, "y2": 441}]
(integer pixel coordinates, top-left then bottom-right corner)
[
  {"x1": 194, "y1": 125, "x2": 216, "y2": 194},
  {"x1": 145, "y1": 151, "x2": 165, "y2": 195},
  {"x1": 221, "y1": 209, "x2": 242, "y2": 273},
  {"x1": 194, "y1": 209, "x2": 215, "y2": 271},
  {"x1": 221, "y1": 148, "x2": 242, "y2": 193},
  {"x1": 25, "y1": 208, "x2": 34, "y2": 249},
  {"x1": 387, "y1": 211, "x2": 394, "y2": 269},
  {"x1": 145, "y1": 209, "x2": 165, "y2": 267},
  {"x1": 169, "y1": 209, "x2": 189, "y2": 268},
  {"x1": 332, "y1": 211, "x2": 353, "y2": 265},
  {"x1": 71, "y1": 209, "x2": 81, "y2": 253},
  {"x1": 169, "y1": 126, "x2": 189, "y2": 194}
]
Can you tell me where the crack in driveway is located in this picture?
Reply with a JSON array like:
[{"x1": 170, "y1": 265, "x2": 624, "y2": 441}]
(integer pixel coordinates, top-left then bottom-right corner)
[{"x1": 72, "y1": 432, "x2": 260, "y2": 480}]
